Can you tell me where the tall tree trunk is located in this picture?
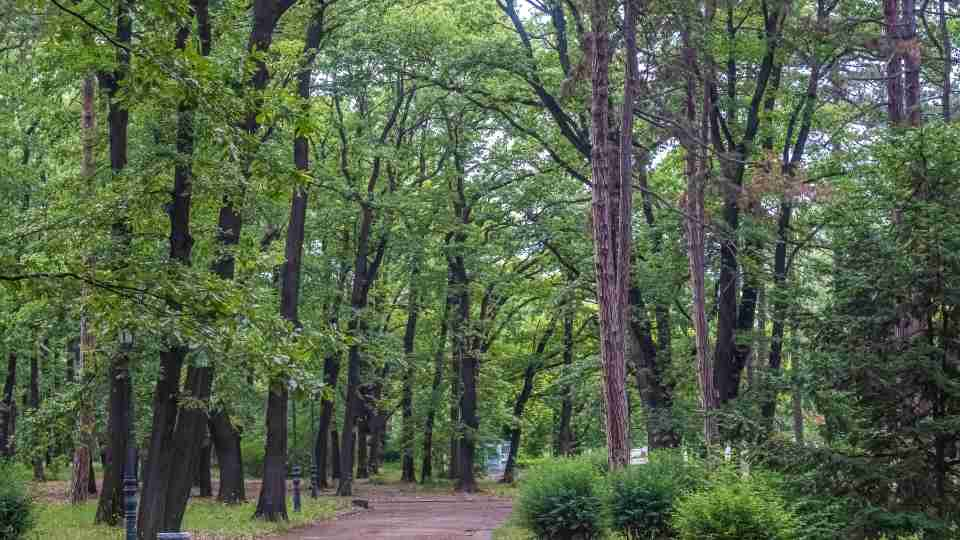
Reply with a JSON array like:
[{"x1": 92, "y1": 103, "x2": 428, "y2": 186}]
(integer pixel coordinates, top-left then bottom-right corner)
[
  {"x1": 96, "y1": 1, "x2": 133, "y2": 525},
  {"x1": 400, "y1": 265, "x2": 421, "y2": 482},
  {"x1": 763, "y1": 27, "x2": 822, "y2": 429},
  {"x1": 502, "y1": 365, "x2": 534, "y2": 484},
  {"x1": 420, "y1": 288, "x2": 450, "y2": 483},
  {"x1": 791, "y1": 349, "x2": 803, "y2": 444},
  {"x1": 71, "y1": 73, "x2": 97, "y2": 504},
  {"x1": 356, "y1": 418, "x2": 369, "y2": 479},
  {"x1": 95, "y1": 354, "x2": 132, "y2": 525},
  {"x1": 194, "y1": 435, "x2": 213, "y2": 498},
  {"x1": 139, "y1": 6, "x2": 213, "y2": 535},
  {"x1": 337, "y1": 190, "x2": 390, "y2": 495},
  {"x1": 30, "y1": 343, "x2": 44, "y2": 481},
  {"x1": 941, "y1": 0, "x2": 951, "y2": 121},
  {"x1": 255, "y1": 4, "x2": 323, "y2": 519},
  {"x1": 588, "y1": 0, "x2": 632, "y2": 469},
  {"x1": 331, "y1": 429, "x2": 340, "y2": 479},
  {"x1": 885, "y1": 0, "x2": 905, "y2": 125},
  {"x1": 762, "y1": 203, "x2": 792, "y2": 426},
  {"x1": 634, "y1": 150, "x2": 680, "y2": 450},
  {"x1": 557, "y1": 301, "x2": 575, "y2": 456},
  {"x1": 314, "y1": 352, "x2": 339, "y2": 489},
  {"x1": 903, "y1": 0, "x2": 921, "y2": 127},
  {"x1": 709, "y1": 0, "x2": 785, "y2": 413},
  {"x1": 681, "y1": 19, "x2": 717, "y2": 445},
  {"x1": 628, "y1": 289, "x2": 679, "y2": 449},
  {"x1": 503, "y1": 321, "x2": 556, "y2": 483},
  {"x1": 254, "y1": 384, "x2": 288, "y2": 521},
  {"x1": 448, "y1": 252, "x2": 479, "y2": 492},
  {"x1": 0, "y1": 353, "x2": 17, "y2": 457},
  {"x1": 210, "y1": 411, "x2": 245, "y2": 503},
  {"x1": 88, "y1": 453, "x2": 97, "y2": 494},
  {"x1": 447, "y1": 326, "x2": 460, "y2": 481}
]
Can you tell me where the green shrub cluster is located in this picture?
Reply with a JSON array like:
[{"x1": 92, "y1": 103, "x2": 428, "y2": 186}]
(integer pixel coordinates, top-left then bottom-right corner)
[
  {"x1": 0, "y1": 463, "x2": 34, "y2": 540},
  {"x1": 603, "y1": 451, "x2": 704, "y2": 539},
  {"x1": 673, "y1": 474, "x2": 798, "y2": 540},
  {"x1": 516, "y1": 451, "x2": 802, "y2": 540},
  {"x1": 516, "y1": 457, "x2": 604, "y2": 540}
]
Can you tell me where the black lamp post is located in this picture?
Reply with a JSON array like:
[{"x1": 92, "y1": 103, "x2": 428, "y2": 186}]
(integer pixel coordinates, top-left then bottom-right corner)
[
  {"x1": 120, "y1": 329, "x2": 137, "y2": 540},
  {"x1": 292, "y1": 465, "x2": 302, "y2": 513}
]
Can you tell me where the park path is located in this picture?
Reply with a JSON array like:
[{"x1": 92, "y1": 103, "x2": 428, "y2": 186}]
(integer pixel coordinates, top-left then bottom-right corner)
[{"x1": 271, "y1": 491, "x2": 513, "y2": 540}]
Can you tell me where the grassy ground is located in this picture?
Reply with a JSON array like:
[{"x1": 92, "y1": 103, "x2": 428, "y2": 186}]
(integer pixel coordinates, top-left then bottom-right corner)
[{"x1": 28, "y1": 496, "x2": 342, "y2": 540}]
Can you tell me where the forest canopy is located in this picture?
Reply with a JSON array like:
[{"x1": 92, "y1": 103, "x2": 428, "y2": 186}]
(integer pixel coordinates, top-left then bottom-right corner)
[{"x1": 0, "y1": 0, "x2": 958, "y2": 538}]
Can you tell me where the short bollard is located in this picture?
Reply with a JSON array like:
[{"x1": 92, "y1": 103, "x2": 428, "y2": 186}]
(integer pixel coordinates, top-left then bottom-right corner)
[
  {"x1": 157, "y1": 533, "x2": 192, "y2": 540},
  {"x1": 123, "y1": 447, "x2": 138, "y2": 540},
  {"x1": 310, "y1": 464, "x2": 319, "y2": 498},
  {"x1": 292, "y1": 465, "x2": 302, "y2": 513}
]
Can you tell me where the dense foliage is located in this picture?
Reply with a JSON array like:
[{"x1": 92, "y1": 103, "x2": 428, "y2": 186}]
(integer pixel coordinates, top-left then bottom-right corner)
[{"x1": 0, "y1": 0, "x2": 957, "y2": 537}]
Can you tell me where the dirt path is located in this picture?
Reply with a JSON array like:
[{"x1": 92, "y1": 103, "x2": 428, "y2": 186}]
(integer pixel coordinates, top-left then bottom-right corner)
[{"x1": 272, "y1": 495, "x2": 513, "y2": 540}]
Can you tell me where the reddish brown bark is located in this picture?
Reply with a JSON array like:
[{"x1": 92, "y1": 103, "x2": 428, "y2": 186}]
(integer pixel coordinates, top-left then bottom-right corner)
[{"x1": 588, "y1": 0, "x2": 632, "y2": 469}]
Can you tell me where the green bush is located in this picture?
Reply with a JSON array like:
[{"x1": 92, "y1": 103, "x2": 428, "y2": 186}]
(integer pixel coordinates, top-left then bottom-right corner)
[
  {"x1": 0, "y1": 463, "x2": 34, "y2": 540},
  {"x1": 604, "y1": 450, "x2": 704, "y2": 539},
  {"x1": 673, "y1": 473, "x2": 798, "y2": 540},
  {"x1": 516, "y1": 457, "x2": 604, "y2": 540}
]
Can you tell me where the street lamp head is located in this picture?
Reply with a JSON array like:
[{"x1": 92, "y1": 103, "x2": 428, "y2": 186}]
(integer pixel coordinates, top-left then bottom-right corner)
[{"x1": 119, "y1": 329, "x2": 134, "y2": 350}]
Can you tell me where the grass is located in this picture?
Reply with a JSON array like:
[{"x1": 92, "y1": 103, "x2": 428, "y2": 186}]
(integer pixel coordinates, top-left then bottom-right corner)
[
  {"x1": 29, "y1": 496, "x2": 343, "y2": 540},
  {"x1": 368, "y1": 461, "x2": 520, "y2": 498}
]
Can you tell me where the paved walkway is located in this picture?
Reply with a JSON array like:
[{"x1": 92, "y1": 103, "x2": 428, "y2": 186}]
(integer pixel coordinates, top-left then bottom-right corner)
[{"x1": 273, "y1": 496, "x2": 514, "y2": 540}]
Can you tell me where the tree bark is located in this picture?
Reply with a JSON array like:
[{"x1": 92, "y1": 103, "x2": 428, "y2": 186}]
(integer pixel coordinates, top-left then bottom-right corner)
[
  {"x1": 254, "y1": 384, "x2": 289, "y2": 521},
  {"x1": 557, "y1": 301, "x2": 575, "y2": 456},
  {"x1": 356, "y1": 417, "x2": 369, "y2": 480},
  {"x1": 255, "y1": 2, "x2": 324, "y2": 519},
  {"x1": 139, "y1": 7, "x2": 213, "y2": 536},
  {"x1": 30, "y1": 345, "x2": 44, "y2": 481},
  {"x1": 71, "y1": 72, "x2": 97, "y2": 504},
  {"x1": 588, "y1": 0, "x2": 632, "y2": 469},
  {"x1": 400, "y1": 265, "x2": 421, "y2": 482},
  {"x1": 95, "y1": 354, "x2": 132, "y2": 525},
  {"x1": 194, "y1": 435, "x2": 213, "y2": 497},
  {"x1": 0, "y1": 353, "x2": 17, "y2": 458},
  {"x1": 681, "y1": 18, "x2": 717, "y2": 445},
  {"x1": 503, "y1": 320, "x2": 557, "y2": 483},
  {"x1": 96, "y1": 1, "x2": 133, "y2": 525},
  {"x1": 886, "y1": 0, "x2": 905, "y2": 125},
  {"x1": 336, "y1": 114, "x2": 394, "y2": 495},
  {"x1": 331, "y1": 429, "x2": 340, "y2": 479},
  {"x1": 421, "y1": 287, "x2": 450, "y2": 483},
  {"x1": 210, "y1": 411, "x2": 245, "y2": 503},
  {"x1": 502, "y1": 365, "x2": 534, "y2": 484},
  {"x1": 941, "y1": 0, "x2": 951, "y2": 121}
]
